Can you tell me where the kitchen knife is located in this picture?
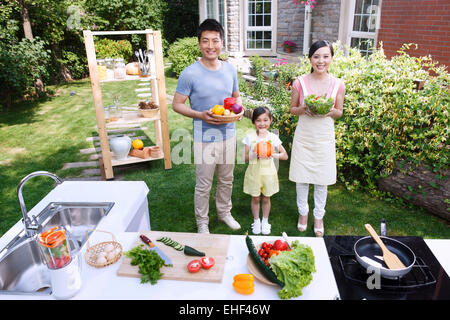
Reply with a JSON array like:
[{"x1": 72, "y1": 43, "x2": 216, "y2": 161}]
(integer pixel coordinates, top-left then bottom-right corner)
[
  {"x1": 140, "y1": 234, "x2": 173, "y2": 265},
  {"x1": 281, "y1": 232, "x2": 292, "y2": 249}
]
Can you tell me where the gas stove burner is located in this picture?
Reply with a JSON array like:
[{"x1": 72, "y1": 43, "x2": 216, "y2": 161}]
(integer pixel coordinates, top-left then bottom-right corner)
[
  {"x1": 324, "y1": 236, "x2": 450, "y2": 300},
  {"x1": 338, "y1": 254, "x2": 436, "y2": 290}
]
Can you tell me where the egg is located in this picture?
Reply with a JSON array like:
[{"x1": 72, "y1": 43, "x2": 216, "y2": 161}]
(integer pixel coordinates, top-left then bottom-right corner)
[
  {"x1": 96, "y1": 256, "x2": 107, "y2": 264},
  {"x1": 106, "y1": 251, "x2": 116, "y2": 261},
  {"x1": 104, "y1": 244, "x2": 114, "y2": 253},
  {"x1": 97, "y1": 250, "x2": 107, "y2": 258},
  {"x1": 114, "y1": 248, "x2": 121, "y2": 256}
]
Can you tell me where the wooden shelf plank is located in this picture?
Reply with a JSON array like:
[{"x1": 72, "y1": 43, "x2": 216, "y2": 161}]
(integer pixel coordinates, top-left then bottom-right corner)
[
  {"x1": 111, "y1": 152, "x2": 164, "y2": 167},
  {"x1": 106, "y1": 112, "x2": 160, "y2": 128}
]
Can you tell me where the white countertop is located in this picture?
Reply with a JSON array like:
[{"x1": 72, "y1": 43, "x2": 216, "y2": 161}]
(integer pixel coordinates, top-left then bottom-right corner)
[
  {"x1": 2, "y1": 231, "x2": 449, "y2": 300},
  {"x1": 74, "y1": 233, "x2": 340, "y2": 300},
  {"x1": 0, "y1": 181, "x2": 149, "y2": 250}
]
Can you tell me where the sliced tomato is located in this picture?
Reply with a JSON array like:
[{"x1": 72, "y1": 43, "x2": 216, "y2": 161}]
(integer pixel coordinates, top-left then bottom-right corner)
[
  {"x1": 200, "y1": 257, "x2": 215, "y2": 269},
  {"x1": 187, "y1": 260, "x2": 201, "y2": 273}
]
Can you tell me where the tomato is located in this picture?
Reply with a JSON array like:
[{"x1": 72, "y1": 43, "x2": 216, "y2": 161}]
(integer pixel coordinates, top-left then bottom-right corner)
[
  {"x1": 273, "y1": 240, "x2": 288, "y2": 251},
  {"x1": 200, "y1": 257, "x2": 215, "y2": 269},
  {"x1": 187, "y1": 260, "x2": 201, "y2": 273},
  {"x1": 258, "y1": 248, "x2": 265, "y2": 257}
]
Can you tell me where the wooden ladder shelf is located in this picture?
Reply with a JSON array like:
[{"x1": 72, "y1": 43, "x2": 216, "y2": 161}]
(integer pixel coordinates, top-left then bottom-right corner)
[{"x1": 83, "y1": 29, "x2": 172, "y2": 180}]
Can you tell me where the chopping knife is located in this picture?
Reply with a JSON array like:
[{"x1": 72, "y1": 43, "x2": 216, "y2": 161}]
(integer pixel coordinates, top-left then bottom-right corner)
[
  {"x1": 281, "y1": 232, "x2": 292, "y2": 249},
  {"x1": 140, "y1": 234, "x2": 172, "y2": 265}
]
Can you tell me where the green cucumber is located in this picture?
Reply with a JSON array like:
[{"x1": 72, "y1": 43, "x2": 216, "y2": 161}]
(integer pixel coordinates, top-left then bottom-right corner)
[
  {"x1": 184, "y1": 245, "x2": 205, "y2": 257},
  {"x1": 245, "y1": 232, "x2": 284, "y2": 287},
  {"x1": 157, "y1": 237, "x2": 183, "y2": 251}
]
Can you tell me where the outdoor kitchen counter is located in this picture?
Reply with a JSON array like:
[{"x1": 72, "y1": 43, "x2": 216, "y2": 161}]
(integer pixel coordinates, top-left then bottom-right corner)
[
  {"x1": 0, "y1": 181, "x2": 151, "y2": 251},
  {"x1": 1, "y1": 232, "x2": 449, "y2": 300}
]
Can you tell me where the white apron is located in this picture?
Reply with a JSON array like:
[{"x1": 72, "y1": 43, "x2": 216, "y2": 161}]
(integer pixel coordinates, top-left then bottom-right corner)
[{"x1": 289, "y1": 75, "x2": 341, "y2": 185}]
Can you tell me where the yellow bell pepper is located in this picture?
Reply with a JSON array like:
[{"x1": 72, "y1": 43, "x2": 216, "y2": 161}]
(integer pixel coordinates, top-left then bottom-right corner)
[
  {"x1": 232, "y1": 274, "x2": 255, "y2": 295},
  {"x1": 211, "y1": 104, "x2": 225, "y2": 115}
]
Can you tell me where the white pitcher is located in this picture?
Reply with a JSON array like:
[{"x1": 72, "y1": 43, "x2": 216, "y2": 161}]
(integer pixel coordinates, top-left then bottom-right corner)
[{"x1": 109, "y1": 135, "x2": 131, "y2": 160}]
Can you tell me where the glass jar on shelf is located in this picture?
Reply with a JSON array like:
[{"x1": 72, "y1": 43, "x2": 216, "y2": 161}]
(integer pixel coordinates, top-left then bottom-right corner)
[
  {"x1": 97, "y1": 59, "x2": 107, "y2": 81},
  {"x1": 104, "y1": 58, "x2": 114, "y2": 80},
  {"x1": 109, "y1": 105, "x2": 119, "y2": 122},
  {"x1": 114, "y1": 58, "x2": 126, "y2": 80}
]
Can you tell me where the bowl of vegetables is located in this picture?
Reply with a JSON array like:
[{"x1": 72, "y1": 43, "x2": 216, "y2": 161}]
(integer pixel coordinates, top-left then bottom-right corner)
[
  {"x1": 246, "y1": 235, "x2": 316, "y2": 299},
  {"x1": 304, "y1": 94, "x2": 334, "y2": 116}
]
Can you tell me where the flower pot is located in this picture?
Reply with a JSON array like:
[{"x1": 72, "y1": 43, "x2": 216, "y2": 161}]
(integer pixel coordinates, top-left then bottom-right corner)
[{"x1": 285, "y1": 47, "x2": 293, "y2": 53}]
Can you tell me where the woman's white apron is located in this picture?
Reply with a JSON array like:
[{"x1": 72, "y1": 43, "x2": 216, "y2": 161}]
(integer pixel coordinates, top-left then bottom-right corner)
[{"x1": 289, "y1": 75, "x2": 341, "y2": 185}]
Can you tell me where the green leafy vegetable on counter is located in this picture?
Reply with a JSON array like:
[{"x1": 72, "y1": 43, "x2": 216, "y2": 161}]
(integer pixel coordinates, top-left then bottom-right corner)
[
  {"x1": 304, "y1": 94, "x2": 334, "y2": 115},
  {"x1": 268, "y1": 240, "x2": 316, "y2": 299},
  {"x1": 123, "y1": 244, "x2": 172, "y2": 285}
]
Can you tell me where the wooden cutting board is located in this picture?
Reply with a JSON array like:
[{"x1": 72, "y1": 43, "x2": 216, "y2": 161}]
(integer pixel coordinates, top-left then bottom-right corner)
[{"x1": 117, "y1": 231, "x2": 230, "y2": 283}]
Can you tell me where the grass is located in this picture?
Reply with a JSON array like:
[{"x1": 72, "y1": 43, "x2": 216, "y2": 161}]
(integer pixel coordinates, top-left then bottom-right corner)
[{"x1": 0, "y1": 75, "x2": 449, "y2": 239}]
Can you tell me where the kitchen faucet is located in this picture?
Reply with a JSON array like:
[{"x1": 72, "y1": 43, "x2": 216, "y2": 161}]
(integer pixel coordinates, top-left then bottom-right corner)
[{"x1": 17, "y1": 171, "x2": 63, "y2": 237}]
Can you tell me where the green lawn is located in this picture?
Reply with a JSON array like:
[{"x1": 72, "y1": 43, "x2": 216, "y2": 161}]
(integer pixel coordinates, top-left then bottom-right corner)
[{"x1": 0, "y1": 76, "x2": 449, "y2": 239}]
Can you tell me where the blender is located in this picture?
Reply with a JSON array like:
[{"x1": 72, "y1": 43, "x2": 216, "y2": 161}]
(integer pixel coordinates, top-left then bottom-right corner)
[{"x1": 38, "y1": 226, "x2": 82, "y2": 299}]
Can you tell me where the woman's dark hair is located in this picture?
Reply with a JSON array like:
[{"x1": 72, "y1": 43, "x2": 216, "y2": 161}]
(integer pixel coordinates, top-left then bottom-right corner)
[
  {"x1": 308, "y1": 40, "x2": 334, "y2": 73},
  {"x1": 252, "y1": 106, "x2": 272, "y2": 124},
  {"x1": 197, "y1": 19, "x2": 224, "y2": 41}
]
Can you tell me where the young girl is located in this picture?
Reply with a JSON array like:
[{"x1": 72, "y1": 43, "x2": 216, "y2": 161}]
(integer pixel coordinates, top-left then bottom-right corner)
[
  {"x1": 243, "y1": 107, "x2": 288, "y2": 234},
  {"x1": 289, "y1": 40, "x2": 345, "y2": 237}
]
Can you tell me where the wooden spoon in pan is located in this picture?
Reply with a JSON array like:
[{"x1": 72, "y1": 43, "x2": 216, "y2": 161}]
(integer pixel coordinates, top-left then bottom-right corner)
[{"x1": 364, "y1": 224, "x2": 406, "y2": 270}]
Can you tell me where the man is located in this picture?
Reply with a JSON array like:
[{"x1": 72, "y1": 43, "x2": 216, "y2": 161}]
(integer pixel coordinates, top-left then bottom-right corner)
[{"x1": 172, "y1": 19, "x2": 242, "y2": 234}]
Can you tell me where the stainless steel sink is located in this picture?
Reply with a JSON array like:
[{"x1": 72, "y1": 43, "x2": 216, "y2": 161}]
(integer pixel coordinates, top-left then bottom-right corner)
[
  {"x1": 37, "y1": 202, "x2": 115, "y2": 248},
  {"x1": 0, "y1": 202, "x2": 114, "y2": 296},
  {"x1": 0, "y1": 237, "x2": 51, "y2": 295}
]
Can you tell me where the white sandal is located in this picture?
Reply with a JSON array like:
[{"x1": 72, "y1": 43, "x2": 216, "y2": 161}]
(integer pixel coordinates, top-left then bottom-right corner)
[
  {"x1": 297, "y1": 215, "x2": 308, "y2": 232},
  {"x1": 314, "y1": 219, "x2": 324, "y2": 237}
]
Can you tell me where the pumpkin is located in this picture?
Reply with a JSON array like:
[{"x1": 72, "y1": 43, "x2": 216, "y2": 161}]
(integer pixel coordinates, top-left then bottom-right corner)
[
  {"x1": 126, "y1": 62, "x2": 140, "y2": 75},
  {"x1": 255, "y1": 141, "x2": 273, "y2": 158}
]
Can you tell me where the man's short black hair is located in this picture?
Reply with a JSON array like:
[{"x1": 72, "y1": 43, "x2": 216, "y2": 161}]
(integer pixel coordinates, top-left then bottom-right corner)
[{"x1": 197, "y1": 19, "x2": 224, "y2": 41}]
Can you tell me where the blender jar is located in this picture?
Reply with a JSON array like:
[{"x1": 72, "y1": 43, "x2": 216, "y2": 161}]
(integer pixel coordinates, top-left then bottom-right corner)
[{"x1": 38, "y1": 227, "x2": 82, "y2": 299}]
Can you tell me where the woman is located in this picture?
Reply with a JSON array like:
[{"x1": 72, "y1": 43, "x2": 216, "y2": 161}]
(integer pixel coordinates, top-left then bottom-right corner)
[{"x1": 289, "y1": 40, "x2": 345, "y2": 237}]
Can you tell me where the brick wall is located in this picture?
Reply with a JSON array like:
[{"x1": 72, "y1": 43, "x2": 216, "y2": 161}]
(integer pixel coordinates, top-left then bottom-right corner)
[
  {"x1": 311, "y1": 0, "x2": 342, "y2": 45},
  {"x1": 277, "y1": 1, "x2": 305, "y2": 52},
  {"x1": 227, "y1": 0, "x2": 240, "y2": 54},
  {"x1": 377, "y1": 0, "x2": 450, "y2": 69}
]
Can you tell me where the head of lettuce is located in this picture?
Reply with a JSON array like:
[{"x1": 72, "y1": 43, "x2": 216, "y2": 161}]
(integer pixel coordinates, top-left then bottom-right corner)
[{"x1": 268, "y1": 240, "x2": 316, "y2": 299}]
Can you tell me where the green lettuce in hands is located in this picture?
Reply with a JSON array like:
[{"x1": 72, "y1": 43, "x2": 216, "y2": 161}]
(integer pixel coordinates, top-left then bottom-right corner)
[
  {"x1": 268, "y1": 240, "x2": 316, "y2": 299},
  {"x1": 304, "y1": 94, "x2": 334, "y2": 115}
]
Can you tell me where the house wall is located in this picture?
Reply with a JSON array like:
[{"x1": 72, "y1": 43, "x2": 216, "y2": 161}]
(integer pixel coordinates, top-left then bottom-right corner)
[
  {"x1": 310, "y1": 0, "x2": 342, "y2": 46},
  {"x1": 227, "y1": 0, "x2": 241, "y2": 54},
  {"x1": 277, "y1": 1, "x2": 305, "y2": 53},
  {"x1": 376, "y1": 0, "x2": 450, "y2": 69}
]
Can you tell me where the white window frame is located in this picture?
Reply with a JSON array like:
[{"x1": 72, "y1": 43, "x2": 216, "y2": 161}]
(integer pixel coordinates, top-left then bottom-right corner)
[
  {"x1": 200, "y1": 0, "x2": 227, "y2": 46},
  {"x1": 244, "y1": 0, "x2": 276, "y2": 55},
  {"x1": 342, "y1": 0, "x2": 383, "y2": 55}
]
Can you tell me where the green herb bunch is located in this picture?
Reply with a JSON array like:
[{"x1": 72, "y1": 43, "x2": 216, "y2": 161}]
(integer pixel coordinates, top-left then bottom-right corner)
[{"x1": 124, "y1": 244, "x2": 172, "y2": 285}]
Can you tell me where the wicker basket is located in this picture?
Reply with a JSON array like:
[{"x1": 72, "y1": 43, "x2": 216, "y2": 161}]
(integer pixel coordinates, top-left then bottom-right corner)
[
  {"x1": 139, "y1": 108, "x2": 159, "y2": 118},
  {"x1": 84, "y1": 230, "x2": 122, "y2": 268},
  {"x1": 211, "y1": 109, "x2": 244, "y2": 123}
]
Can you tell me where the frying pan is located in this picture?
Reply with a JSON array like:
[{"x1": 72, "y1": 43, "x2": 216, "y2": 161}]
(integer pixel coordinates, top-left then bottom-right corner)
[{"x1": 354, "y1": 236, "x2": 416, "y2": 279}]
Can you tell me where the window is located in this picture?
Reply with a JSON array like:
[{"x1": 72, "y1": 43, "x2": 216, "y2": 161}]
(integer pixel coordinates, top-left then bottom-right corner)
[
  {"x1": 205, "y1": 0, "x2": 226, "y2": 45},
  {"x1": 245, "y1": 0, "x2": 273, "y2": 51},
  {"x1": 347, "y1": 0, "x2": 381, "y2": 56}
]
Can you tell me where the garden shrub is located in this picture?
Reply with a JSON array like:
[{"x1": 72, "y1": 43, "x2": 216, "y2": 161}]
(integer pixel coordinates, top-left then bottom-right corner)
[
  {"x1": 0, "y1": 37, "x2": 50, "y2": 110},
  {"x1": 250, "y1": 43, "x2": 449, "y2": 193},
  {"x1": 94, "y1": 38, "x2": 133, "y2": 62},
  {"x1": 167, "y1": 37, "x2": 201, "y2": 77}
]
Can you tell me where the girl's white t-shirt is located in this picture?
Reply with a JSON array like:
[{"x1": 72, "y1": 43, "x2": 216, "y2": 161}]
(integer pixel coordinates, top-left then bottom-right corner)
[{"x1": 242, "y1": 131, "x2": 282, "y2": 148}]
